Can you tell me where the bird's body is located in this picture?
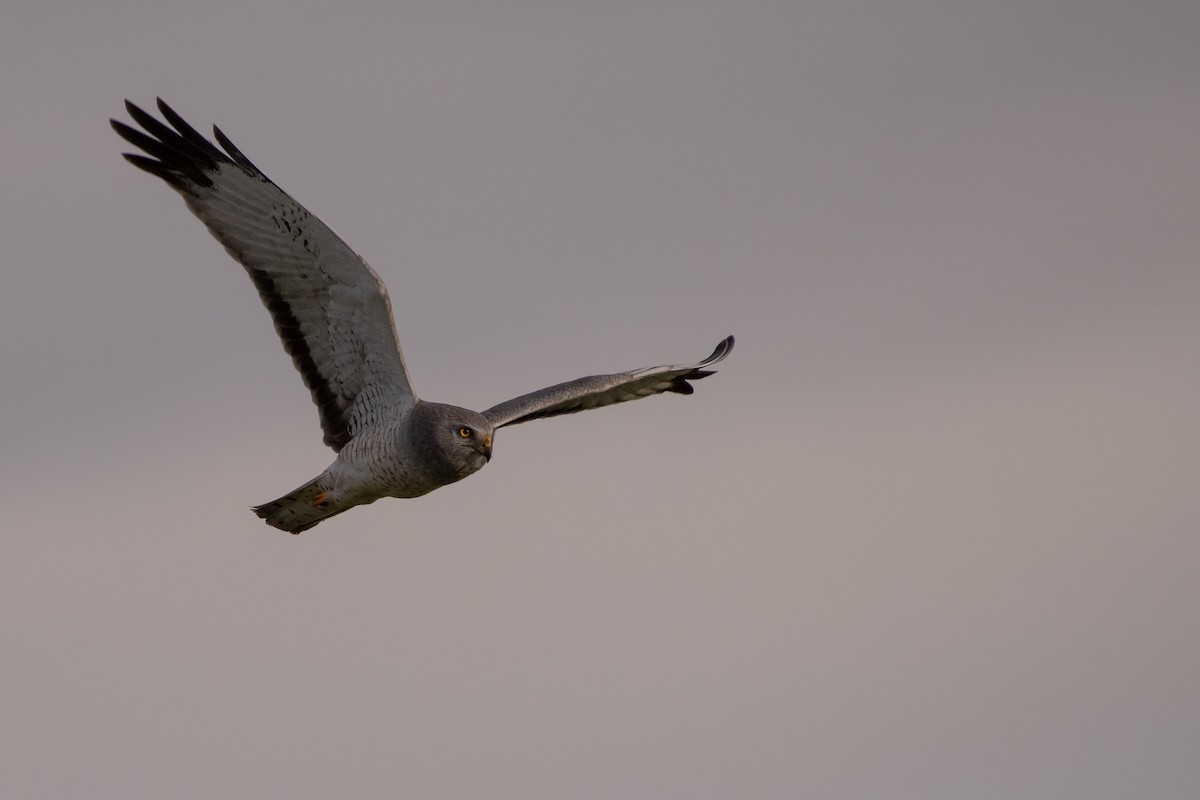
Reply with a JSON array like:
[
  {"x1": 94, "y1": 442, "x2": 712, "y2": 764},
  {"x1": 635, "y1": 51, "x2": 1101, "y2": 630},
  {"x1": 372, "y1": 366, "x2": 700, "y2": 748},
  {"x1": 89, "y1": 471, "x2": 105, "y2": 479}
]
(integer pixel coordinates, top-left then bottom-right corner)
[
  {"x1": 112, "y1": 99, "x2": 732, "y2": 533},
  {"x1": 255, "y1": 402, "x2": 495, "y2": 532}
]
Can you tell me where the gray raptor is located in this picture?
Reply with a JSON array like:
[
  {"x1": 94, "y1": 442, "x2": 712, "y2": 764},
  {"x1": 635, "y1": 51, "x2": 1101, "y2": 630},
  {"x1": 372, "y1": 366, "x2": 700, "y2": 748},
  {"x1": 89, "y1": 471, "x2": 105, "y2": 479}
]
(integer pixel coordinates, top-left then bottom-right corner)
[{"x1": 112, "y1": 99, "x2": 733, "y2": 533}]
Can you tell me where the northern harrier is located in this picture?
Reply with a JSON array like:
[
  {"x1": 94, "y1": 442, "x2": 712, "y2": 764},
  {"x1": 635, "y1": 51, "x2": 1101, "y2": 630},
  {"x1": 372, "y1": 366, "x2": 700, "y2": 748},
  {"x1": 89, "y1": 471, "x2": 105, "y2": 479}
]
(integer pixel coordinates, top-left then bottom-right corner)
[{"x1": 112, "y1": 99, "x2": 733, "y2": 533}]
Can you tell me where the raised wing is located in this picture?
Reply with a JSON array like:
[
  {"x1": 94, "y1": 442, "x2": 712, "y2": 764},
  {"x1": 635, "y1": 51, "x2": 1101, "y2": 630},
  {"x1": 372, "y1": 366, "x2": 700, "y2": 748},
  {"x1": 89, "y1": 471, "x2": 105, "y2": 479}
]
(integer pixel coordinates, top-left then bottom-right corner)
[
  {"x1": 112, "y1": 99, "x2": 416, "y2": 451},
  {"x1": 482, "y1": 335, "x2": 733, "y2": 429}
]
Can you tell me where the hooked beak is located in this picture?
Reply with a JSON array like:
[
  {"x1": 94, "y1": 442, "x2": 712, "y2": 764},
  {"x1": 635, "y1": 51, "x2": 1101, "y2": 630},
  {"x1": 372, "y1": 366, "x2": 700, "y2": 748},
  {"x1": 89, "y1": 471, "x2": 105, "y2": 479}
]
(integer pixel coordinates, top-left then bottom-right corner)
[{"x1": 482, "y1": 434, "x2": 493, "y2": 462}]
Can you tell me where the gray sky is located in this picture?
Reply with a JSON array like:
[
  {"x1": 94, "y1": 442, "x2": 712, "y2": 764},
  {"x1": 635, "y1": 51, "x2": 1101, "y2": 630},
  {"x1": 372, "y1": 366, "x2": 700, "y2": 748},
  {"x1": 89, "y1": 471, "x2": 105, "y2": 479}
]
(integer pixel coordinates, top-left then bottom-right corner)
[{"x1": 2, "y1": 1, "x2": 1198, "y2": 797}]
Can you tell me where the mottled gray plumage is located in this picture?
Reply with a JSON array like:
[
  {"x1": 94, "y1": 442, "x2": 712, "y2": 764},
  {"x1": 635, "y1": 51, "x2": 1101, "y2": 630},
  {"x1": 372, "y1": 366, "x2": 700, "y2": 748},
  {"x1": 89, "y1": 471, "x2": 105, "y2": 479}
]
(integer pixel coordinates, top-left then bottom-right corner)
[{"x1": 112, "y1": 99, "x2": 733, "y2": 533}]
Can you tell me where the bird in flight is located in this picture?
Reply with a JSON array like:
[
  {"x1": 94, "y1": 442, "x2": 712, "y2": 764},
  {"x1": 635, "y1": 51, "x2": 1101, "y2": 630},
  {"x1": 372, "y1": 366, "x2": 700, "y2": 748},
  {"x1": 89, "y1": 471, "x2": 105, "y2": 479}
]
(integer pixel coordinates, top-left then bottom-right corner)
[{"x1": 112, "y1": 99, "x2": 733, "y2": 533}]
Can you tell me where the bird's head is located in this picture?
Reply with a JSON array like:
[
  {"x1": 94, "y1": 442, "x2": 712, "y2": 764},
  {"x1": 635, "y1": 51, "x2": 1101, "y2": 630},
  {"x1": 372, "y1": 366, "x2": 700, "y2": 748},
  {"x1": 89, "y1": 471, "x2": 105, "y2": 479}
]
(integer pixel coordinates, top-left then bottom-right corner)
[
  {"x1": 447, "y1": 413, "x2": 494, "y2": 468},
  {"x1": 412, "y1": 402, "x2": 495, "y2": 484}
]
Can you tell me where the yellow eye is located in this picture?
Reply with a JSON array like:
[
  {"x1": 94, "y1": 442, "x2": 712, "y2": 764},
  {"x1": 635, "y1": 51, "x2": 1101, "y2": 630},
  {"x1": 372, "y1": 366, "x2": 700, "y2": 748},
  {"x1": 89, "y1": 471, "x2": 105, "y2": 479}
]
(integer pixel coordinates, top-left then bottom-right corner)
[{"x1": 457, "y1": 426, "x2": 472, "y2": 439}]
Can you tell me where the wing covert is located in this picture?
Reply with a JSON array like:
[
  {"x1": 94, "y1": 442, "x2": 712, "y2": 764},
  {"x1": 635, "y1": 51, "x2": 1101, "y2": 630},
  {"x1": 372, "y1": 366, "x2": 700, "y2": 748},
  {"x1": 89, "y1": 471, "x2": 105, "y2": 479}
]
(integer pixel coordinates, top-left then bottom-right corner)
[
  {"x1": 482, "y1": 336, "x2": 733, "y2": 429},
  {"x1": 113, "y1": 99, "x2": 416, "y2": 451}
]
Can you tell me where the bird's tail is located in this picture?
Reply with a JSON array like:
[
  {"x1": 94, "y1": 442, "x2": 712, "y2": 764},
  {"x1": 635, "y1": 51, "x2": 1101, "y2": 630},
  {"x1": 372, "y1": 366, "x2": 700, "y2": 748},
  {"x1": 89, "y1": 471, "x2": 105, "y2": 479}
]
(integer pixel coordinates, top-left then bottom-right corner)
[{"x1": 253, "y1": 475, "x2": 347, "y2": 534}]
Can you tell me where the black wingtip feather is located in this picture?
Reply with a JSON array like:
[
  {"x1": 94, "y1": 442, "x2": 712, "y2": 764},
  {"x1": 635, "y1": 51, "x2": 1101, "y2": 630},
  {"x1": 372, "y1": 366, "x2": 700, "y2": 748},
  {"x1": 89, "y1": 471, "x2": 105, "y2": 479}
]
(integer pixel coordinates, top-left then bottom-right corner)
[
  {"x1": 213, "y1": 124, "x2": 264, "y2": 173},
  {"x1": 703, "y1": 335, "x2": 734, "y2": 365},
  {"x1": 154, "y1": 98, "x2": 228, "y2": 162},
  {"x1": 113, "y1": 98, "x2": 267, "y2": 191},
  {"x1": 120, "y1": 152, "x2": 188, "y2": 188},
  {"x1": 667, "y1": 378, "x2": 697, "y2": 395},
  {"x1": 663, "y1": 336, "x2": 732, "y2": 394}
]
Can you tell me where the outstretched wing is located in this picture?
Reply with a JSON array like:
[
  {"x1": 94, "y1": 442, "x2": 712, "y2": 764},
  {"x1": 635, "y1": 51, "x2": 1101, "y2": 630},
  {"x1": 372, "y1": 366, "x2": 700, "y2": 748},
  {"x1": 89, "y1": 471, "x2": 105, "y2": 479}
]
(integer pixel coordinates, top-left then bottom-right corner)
[
  {"x1": 482, "y1": 336, "x2": 733, "y2": 429},
  {"x1": 112, "y1": 99, "x2": 416, "y2": 452}
]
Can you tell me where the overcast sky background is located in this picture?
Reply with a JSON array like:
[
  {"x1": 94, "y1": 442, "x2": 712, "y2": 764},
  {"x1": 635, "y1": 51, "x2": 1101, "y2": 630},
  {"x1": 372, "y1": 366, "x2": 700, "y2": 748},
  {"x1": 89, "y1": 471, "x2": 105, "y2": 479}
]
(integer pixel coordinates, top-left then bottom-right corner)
[{"x1": 2, "y1": 1, "x2": 1198, "y2": 798}]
